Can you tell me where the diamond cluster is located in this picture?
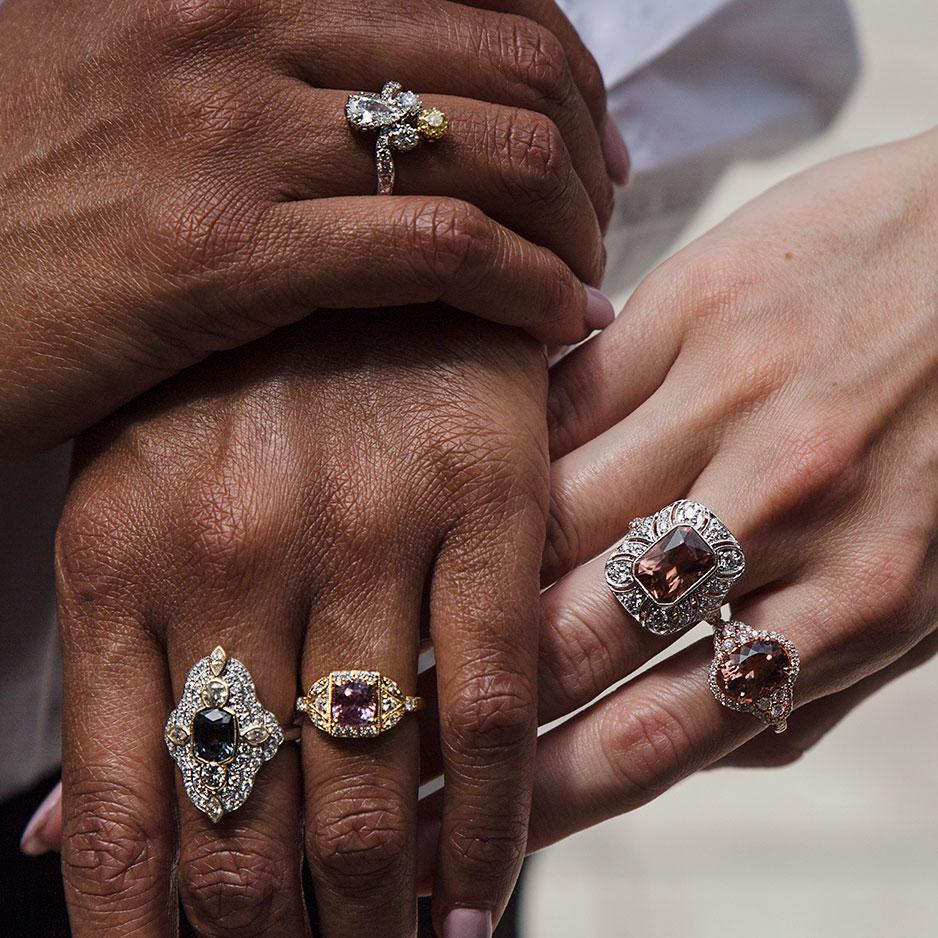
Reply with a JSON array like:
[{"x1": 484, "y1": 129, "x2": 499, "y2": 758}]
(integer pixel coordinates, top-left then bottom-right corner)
[
  {"x1": 297, "y1": 670, "x2": 410, "y2": 739},
  {"x1": 605, "y1": 500, "x2": 746, "y2": 635},
  {"x1": 346, "y1": 81, "x2": 448, "y2": 194},
  {"x1": 165, "y1": 647, "x2": 283, "y2": 822}
]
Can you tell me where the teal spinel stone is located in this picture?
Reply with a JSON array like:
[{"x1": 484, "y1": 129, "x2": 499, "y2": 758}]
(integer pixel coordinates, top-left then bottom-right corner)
[{"x1": 193, "y1": 707, "x2": 236, "y2": 762}]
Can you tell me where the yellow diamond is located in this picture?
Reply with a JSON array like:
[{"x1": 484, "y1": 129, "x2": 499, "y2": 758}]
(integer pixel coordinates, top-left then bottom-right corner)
[{"x1": 417, "y1": 108, "x2": 448, "y2": 141}]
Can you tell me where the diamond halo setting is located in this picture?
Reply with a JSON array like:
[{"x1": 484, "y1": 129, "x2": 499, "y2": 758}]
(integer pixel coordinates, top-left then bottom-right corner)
[
  {"x1": 605, "y1": 500, "x2": 746, "y2": 635},
  {"x1": 165, "y1": 646, "x2": 286, "y2": 822},
  {"x1": 708, "y1": 621, "x2": 800, "y2": 732}
]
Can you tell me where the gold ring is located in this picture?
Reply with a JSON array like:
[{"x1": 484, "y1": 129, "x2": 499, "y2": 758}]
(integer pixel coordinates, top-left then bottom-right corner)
[{"x1": 296, "y1": 670, "x2": 423, "y2": 739}]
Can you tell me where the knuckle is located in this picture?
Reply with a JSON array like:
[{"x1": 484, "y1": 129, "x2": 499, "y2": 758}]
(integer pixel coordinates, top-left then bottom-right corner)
[
  {"x1": 180, "y1": 832, "x2": 285, "y2": 937},
  {"x1": 171, "y1": 463, "x2": 280, "y2": 586},
  {"x1": 849, "y1": 531, "x2": 923, "y2": 629},
  {"x1": 307, "y1": 787, "x2": 408, "y2": 897},
  {"x1": 495, "y1": 109, "x2": 571, "y2": 207},
  {"x1": 62, "y1": 781, "x2": 166, "y2": 905},
  {"x1": 497, "y1": 18, "x2": 574, "y2": 110},
  {"x1": 539, "y1": 594, "x2": 614, "y2": 711},
  {"x1": 446, "y1": 815, "x2": 526, "y2": 879},
  {"x1": 669, "y1": 249, "x2": 766, "y2": 333},
  {"x1": 152, "y1": 0, "x2": 266, "y2": 47},
  {"x1": 55, "y1": 493, "x2": 143, "y2": 634},
  {"x1": 769, "y1": 418, "x2": 865, "y2": 513},
  {"x1": 599, "y1": 691, "x2": 698, "y2": 809},
  {"x1": 410, "y1": 198, "x2": 493, "y2": 290},
  {"x1": 445, "y1": 672, "x2": 535, "y2": 759}
]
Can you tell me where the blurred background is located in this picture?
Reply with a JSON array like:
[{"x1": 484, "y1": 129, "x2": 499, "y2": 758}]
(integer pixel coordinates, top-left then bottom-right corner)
[{"x1": 524, "y1": 1, "x2": 938, "y2": 935}]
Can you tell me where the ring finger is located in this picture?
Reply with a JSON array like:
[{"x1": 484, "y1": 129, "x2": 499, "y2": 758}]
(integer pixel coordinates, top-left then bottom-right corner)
[
  {"x1": 166, "y1": 595, "x2": 308, "y2": 938},
  {"x1": 300, "y1": 548, "x2": 425, "y2": 938}
]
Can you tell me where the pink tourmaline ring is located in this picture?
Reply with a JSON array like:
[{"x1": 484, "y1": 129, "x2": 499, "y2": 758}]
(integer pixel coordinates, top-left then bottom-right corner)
[
  {"x1": 604, "y1": 499, "x2": 746, "y2": 635},
  {"x1": 708, "y1": 621, "x2": 800, "y2": 733},
  {"x1": 296, "y1": 670, "x2": 423, "y2": 739}
]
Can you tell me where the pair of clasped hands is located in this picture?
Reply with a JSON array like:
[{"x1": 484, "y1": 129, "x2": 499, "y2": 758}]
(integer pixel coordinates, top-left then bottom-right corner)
[{"x1": 3, "y1": 0, "x2": 936, "y2": 935}]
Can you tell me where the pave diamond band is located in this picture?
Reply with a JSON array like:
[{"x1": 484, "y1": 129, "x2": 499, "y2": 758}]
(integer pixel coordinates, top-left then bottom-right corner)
[
  {"x1": 296, "y1": 670, "x2": 423, "y2": 739},
  {"x1": 605, "y1": 500, "x2": 746, "y2": 635},
  {"x1": 346, "y1": 81, "x2": 448, "y2": 194},
  {"x1": 165, "y1": 646, "x2": 296, "y2": 822}
]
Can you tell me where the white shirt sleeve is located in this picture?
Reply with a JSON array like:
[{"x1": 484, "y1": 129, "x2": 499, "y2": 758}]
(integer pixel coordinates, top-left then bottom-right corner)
[{"x1": 558, "y1": 0, "x2": 859, "y2": 291}]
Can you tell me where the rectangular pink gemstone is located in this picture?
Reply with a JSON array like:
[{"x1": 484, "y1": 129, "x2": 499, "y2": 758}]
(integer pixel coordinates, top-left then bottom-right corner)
[
  {"x1": 633, "y1": 524, "x2": 716, "y2": 603},
  {"x1": 331, "y1": 679, "x2": 378, "y2": 726}
]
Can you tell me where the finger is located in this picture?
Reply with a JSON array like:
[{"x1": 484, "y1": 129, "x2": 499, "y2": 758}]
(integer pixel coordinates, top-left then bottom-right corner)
[
  {"x1": 544, "y1": 353, "x2": 856, "y2": 586},
  {"x1": 277, "y1": 87, "x2": 605, "y2": 285},
  {"x1": 457, "y1": 0, "x2": 609, "y2": 128},
  {"x1": 300, "y1": 548, "x2": 425, "y2": 938},
  {"x1": 547, "y1": 281, "x2": 685, "y2": 459},
  {"x1": 279, "y1": 0, "x2": 614, "y2": 223},
  {"x1": 248, "y1": 195, "x2": 615, "y2": 347},
  {"x1": 166, "y1": 601, "x2": 308, "y2": 938},
  {"x1": 428, "y1": 495, "x2": 543, "y2": 937},
  {"x1": 58, "y1": 605, "x2": 177, "y2": 938}
]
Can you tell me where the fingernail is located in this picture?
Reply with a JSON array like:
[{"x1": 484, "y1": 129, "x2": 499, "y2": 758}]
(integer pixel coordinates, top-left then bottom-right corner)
[
  {"x1": 443, "y1": 908, "x2": 492, "y2": 938},
  {"x1": 20, "y1": 782, "x2": 61, "y2": 856},
  {"x1": 601, "y1": 116, "x2": 631, "y2": 186},
  {"x1": 584, "y1": 285, "x2": 616, "y2": 330},
  {"x1": 415, "y1": 816, "x2": 441, "y2": 891}
]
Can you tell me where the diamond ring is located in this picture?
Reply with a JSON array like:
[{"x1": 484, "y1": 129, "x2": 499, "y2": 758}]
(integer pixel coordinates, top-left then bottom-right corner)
[
  {"x1": 709, "y1": 621, "x2": 800, "y2": 733},
  {"x1": 296, "y1": 670, "x2": 423, "y2": 739},
  {"x1": 346, "y1": 81, "x2": 448, "y2": 194},
  {"x1": 604, "y1": 500, "x2": 746, "y2": 635},
  {"x1": 165, "y1": 646, "x2": 299, "y2": 822}
]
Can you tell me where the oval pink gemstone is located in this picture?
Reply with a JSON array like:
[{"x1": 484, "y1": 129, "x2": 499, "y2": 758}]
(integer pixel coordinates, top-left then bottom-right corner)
[
  {"x1": 633, "y1": 525, "x2": 716, "y2": 604},
  {"x1": 717, "y1": 639, "x2": 791, "y2": 705}
]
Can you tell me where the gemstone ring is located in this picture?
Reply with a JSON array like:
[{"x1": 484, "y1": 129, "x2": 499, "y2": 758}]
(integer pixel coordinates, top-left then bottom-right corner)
[
  {"x1": 346, "y1": 81, "x2": 449, "y2": 194},
  {"x1": 604, "y1": 499, "x2": 746, "y2": 635},
  {"x1": 296, "y1": 670, "x2": 423, "y2": 739},
  {"x1": 165, "y1": 646, "x2": 300, "y2": 822},
  {"x1": 708, "y1": 621, "x2": 800, "y2": 733}
]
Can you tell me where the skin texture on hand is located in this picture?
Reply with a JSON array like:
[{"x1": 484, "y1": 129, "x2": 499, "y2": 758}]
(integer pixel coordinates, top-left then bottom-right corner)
[
  {"x1": 0, "y1": 0, "x2": 619, "y2": 456},
  {"x1": 55, "y1": 309, "x2": 549, "y2": 938},
  {"x1": 415, "y1": 129, "x2": 938, "y2": 857}
]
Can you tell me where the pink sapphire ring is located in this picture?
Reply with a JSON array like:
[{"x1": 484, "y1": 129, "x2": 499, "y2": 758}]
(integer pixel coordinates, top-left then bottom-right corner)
[
  {"x1": 296, "y1": 670, "x2": 423, "y2": 739},
  {"x1": 604, "y1": 500, "x2": 746, "y2": 635},
  {"x1": 709, "y1": 621, "x2": 800, "y2": 733}
]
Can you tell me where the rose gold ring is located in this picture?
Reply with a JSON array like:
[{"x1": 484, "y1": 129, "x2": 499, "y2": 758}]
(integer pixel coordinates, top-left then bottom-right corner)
[{"x1": 709, "y1": 621, "x2": 800, "y2": 733}]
